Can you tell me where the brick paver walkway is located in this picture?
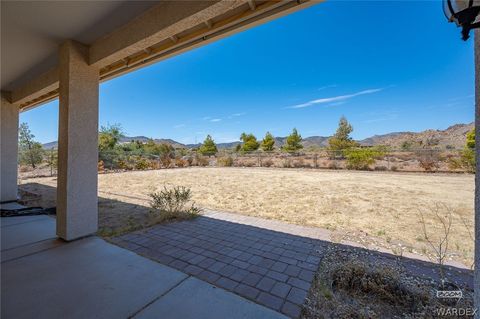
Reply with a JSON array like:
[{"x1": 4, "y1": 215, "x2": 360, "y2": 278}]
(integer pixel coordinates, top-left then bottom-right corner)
[{"x1": 113, "y1": 211, "x2": 330, "y2": 318}]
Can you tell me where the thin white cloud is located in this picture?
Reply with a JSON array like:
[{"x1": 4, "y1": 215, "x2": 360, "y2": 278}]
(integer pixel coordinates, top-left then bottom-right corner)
[
  {"x1": 318, "y1": 84, "x2": 337, "y2": 91},
  {"x1": 287, "y1": 88, "x2": 384, "y2": 109},
  {"x1": 210, "y1": 118, "x2": 222, "y2": 122},
  {"x1": 173, "y1": 124, "x2": 186, "y2": 129},
  {"x1": 202, "y1": 116, "x2": 211, "y2": 120},
  {"x1": 448, "y1": 94, "x2": 474, "y2": 102},
  {"x1": 227, "y1": 112, "x2": 246, "y2": 119}
]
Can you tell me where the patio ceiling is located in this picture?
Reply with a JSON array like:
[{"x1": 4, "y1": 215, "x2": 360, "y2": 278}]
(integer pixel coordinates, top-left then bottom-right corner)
[
  {"x1": 1, "y1": 0, "x2": 318, "y2": 111},
  {"x1": 1, "y1": 1, "x2": 157, "y2": 92}
]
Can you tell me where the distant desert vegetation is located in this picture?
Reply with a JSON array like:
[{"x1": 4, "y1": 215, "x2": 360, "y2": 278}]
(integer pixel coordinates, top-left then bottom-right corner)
[{"x1": 20, "y1": 167, "x2": 474, "y2": 267}]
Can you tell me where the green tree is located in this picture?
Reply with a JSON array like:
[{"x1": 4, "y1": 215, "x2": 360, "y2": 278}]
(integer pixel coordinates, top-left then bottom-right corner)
[
  {"x1": 240, "y1": 133, "x2": 260, "y2": 153},
  {"x1": 99, "y1": 123, "x2": 124, "y2": 151},
  {"x1": 261, "y1": 132, "x2": 275, "y2": 152},
  {"x1": 449, "y1": 128, "x2": 475, "y2": 173},
  {"x1": 328, "y1": 116, "x2": 358, "y2": 151},
  {"x1": 282, "y1": 128, "x2": 303, "y2": 153},
  {"x1": 18, "y1": 122, "x2": 44, "y2": 168},
  {"x1": 46, "y1": 148, "x2": 58, "y2": 176},
  {"x1": 199, "y1": 135, "x2": 218, "y2": 156},
  {"x1": 466, "y1": 128, "x2": 475, "y2": 150},
  {"x1": 461, "y1": 128, "x2": 475, "y2": 172}
]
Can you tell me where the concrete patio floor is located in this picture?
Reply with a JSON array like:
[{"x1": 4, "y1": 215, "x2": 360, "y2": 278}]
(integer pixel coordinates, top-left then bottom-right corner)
[{"x1": 1, "y1": 215, "x2": 286, "y2": 319}]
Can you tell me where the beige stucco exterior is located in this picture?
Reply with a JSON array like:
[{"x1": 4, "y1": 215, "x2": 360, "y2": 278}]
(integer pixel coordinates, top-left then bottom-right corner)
[
  {"x1": 56, "y1": 41, "x2": 99, "y2": 240},
  {"x1": 0, "y1": 96, "x2": 19, "y2": 202}
]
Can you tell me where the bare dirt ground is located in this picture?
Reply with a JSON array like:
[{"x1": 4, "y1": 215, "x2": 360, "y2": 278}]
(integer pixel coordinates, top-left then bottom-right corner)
[{"x1": 19, "y1": 167, "x2": 474, "y2": 266}]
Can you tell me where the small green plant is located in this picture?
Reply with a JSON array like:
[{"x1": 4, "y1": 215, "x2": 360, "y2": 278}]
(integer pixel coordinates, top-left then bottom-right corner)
[
  {"x1": 344, "y1": 147, "x2": 385, "y2": 170},
  {"x1": 376, "y1": 229, "x2": 386, "y2": 236},
  {"x1": 148, "y1": 186, "x2": 201, "y2": 222},
  {"x1": 134, "y1": 157, "x2": 150, "y2": 170}
]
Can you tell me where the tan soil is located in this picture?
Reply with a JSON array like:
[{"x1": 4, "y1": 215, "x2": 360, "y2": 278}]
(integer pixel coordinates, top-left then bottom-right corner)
[{"x1": 19, "y1": 167, "x2": 474, "y2": 265}]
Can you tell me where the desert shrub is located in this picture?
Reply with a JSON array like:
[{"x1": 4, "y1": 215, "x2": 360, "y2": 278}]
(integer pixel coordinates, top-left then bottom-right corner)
[
  {"x1": 390, "y1": 165, "x2": 398, "y2": 171},
  {"x1": 328, "y1": 161, "x2": 338, "y2": 170},
  {"x1": 344, "y1": 148, "x2": 385, "y2": 170},
  {"x1": 18, "y1": 165, "x2": 31, "y2": 172},
  {"x1": 418, "y1": 203, "x2": 454, "y2": 283},
  {"x1": 331, "y1": 261, "x2": 429, "y2": 309},
  {"x1": 149, "y1": 160, "x2": 160, "y2": 170},
  {"x1": 218, "y1": 156, "x2": 234, "y2": 167},
  {"x1": 292, "y1": 158, "x2": 305, "y2": 168},
  {"x1": 117, "y1": 159, "x2": 127, "y2": 170},
  {"x1": 195, "y1": 155, "x2": 209, "y2": 167},
  {"x1": 283, "y1": 158, "x2": 292, "y2": 168},
  {"x1": 98, "y1": 160, "x2": 105, "y2": 172},
  {"x1": 175, "y1": 158, "x2": 188, "y2": 167},
  {"x1": 184, "y1": 156, "x2": 194, "y2": 166},
  {"x1": 160, "y1": 156, "x2": 172, "y2": 168},
  {"x1": 238, "y1": 160, "x2": 255, "y2": 167},
  {"x1": 448, "y1": 147, "x2": 474, "y2": 173},
  {"x1": 148, "y1": 186, "x2": 201, "y2": 222},
  {"x1": 374, "y1": 165, "x2": 388, "y2": 171},
  {"x1": 416, "y1": 150, "x2": 441, "y2": 172},
  {"x1": 263, "y1": 159, "x2": 274, "y2": 167},
  {"x1": 135, "y1": 157, "x2": 150, "y2": 170}
]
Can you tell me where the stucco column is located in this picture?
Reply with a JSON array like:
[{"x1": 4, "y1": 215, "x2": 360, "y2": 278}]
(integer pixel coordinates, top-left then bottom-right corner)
[
  {"x1": 0, "y1": 95, "x2": 19, "y2": 202},
  {"x1": 57, "y1": 40, "x2": 99, "y2": 241},
  {"x1": 475, "y1": 29, "x2": 480, "y2": 312}
]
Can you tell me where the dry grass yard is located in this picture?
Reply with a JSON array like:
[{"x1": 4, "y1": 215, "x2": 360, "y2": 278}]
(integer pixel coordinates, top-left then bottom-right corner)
[{"x1": 20, "y1": 167, "x2": 474, "y2": 266}]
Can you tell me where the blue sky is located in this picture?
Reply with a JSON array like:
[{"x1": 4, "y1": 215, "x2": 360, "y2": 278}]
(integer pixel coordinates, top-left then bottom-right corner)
[{"x1": 21, "y1": 1, "x2": 475, "y2": 144}]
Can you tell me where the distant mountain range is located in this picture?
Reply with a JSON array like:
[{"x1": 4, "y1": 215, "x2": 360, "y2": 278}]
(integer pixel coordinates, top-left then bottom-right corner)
[{"x1": 43, "y1": 122, "x2": 473, "y2": 150}]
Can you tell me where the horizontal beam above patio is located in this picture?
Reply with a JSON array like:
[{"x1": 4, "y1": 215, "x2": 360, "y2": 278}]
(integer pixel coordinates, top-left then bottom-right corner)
[
  {"x1": 10, "y1": 68, "x2": 59, "y2": 110},
  {"x1": 7, "y1": 0, "x2": 317, "y2": 111},
  {"x1": 88, "y1": 0, "x2": 246, "y2": 68}
]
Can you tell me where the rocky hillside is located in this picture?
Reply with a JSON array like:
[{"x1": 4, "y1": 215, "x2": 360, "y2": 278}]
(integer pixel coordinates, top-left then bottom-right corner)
[
  {"x1": 358, "y1": 123, "x2": 473, "y2": 149},
  {"x1": 43, "y1": 123, "x2": 473, "y2": 150}
]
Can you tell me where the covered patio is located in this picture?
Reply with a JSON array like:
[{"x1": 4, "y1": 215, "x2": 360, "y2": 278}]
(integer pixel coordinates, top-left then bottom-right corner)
[{"x1": 1, "y1": 1, "x2": 317, "y2": 318}]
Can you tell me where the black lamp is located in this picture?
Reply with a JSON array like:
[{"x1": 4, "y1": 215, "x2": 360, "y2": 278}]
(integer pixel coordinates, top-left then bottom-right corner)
[{"x1": 444, "y1": 0, "x2": 480, "y2": 40}]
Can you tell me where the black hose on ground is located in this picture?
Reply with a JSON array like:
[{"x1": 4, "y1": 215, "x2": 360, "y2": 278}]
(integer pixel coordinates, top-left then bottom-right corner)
[{"x1": 1, "y1": 206, "x2": 56, "y2": 217}]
